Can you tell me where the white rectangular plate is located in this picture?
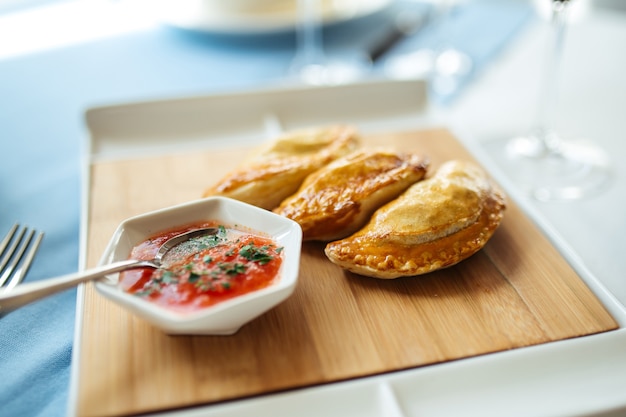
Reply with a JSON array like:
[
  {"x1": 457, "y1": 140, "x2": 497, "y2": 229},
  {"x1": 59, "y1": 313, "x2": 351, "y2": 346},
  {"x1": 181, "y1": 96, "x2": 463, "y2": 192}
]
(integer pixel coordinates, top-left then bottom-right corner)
[{"x1": 71, "y1": 79, "x2": 626, "y2": 417}]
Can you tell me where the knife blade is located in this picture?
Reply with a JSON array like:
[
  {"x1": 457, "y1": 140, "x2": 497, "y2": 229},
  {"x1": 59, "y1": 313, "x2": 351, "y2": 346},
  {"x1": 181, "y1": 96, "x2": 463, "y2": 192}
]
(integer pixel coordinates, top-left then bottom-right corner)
[{"x1": 368, "y1": 8, "x2": 432, "y2": 63}]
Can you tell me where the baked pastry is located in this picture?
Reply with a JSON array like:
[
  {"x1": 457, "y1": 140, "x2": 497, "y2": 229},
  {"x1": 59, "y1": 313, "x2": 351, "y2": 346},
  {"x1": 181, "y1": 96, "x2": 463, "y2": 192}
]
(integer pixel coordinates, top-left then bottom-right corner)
[
  {"x1": 324, "y1": 160, "x2": 506, "y2": 278},
  {"x1": 202, "y1": 125, "x2": 360, "y2": 210},
  {"x1": 274, "y1": 148, "x2": 429, "y2": 241}
]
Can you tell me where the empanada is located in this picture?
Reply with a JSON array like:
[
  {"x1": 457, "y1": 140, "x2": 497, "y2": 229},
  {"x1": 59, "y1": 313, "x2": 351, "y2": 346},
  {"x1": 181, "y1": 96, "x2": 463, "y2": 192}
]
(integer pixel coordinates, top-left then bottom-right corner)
[
  {"x1": 324, "y1": 160, "x2": 506, "y2": 278},
  {"x1": 274, "y1": 148, "x2": 429, "y2": 241},
  {"x1": 202, "y1": 125, "x2": 360, "y2": 210}
]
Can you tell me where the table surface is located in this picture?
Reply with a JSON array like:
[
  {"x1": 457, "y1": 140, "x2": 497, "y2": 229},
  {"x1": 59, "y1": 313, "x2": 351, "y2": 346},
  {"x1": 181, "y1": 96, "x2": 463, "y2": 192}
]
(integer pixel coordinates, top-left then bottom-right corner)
[{"x1": 1, "y1": 1, "x2": 625, "y2": 417}]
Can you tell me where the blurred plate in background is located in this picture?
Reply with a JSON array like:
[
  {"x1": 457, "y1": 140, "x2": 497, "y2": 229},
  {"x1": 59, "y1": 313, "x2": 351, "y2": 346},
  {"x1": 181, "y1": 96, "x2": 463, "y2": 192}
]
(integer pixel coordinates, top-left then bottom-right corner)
[{"x1": 152, "y1": 0, "x2": 392, "y2": 35}]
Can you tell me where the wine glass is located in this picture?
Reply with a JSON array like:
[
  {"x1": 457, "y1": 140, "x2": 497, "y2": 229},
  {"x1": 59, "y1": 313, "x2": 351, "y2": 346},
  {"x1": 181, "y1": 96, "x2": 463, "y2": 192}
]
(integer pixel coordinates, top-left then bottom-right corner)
[
  {"x1": 383, "y1": 0, "x2": 473, "y2": 101},
  {"x1": 288, "y1": 0, "x2": 370, "y2": 85},
  {"x1": 487, "y1": 0, "x2": 611, "y2": 201}
]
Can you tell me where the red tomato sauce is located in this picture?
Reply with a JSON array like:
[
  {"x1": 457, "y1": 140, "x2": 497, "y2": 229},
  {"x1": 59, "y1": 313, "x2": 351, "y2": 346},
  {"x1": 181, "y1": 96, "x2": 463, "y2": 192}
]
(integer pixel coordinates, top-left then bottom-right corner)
[{"x1": 119, "y1": 221, "x2": 283, "y2": 314}]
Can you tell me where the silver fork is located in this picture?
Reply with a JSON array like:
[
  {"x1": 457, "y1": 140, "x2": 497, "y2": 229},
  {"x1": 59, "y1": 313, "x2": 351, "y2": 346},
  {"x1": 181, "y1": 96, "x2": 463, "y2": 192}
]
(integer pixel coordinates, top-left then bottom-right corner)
[{"x1": 0, "y1": 224, "x2": 44, "y2": 290}]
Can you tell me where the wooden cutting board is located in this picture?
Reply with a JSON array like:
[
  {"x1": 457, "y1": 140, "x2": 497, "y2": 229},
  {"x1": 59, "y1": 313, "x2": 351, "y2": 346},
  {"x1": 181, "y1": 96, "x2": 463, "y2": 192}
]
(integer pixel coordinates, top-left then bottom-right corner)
[{"x1": 76, "y1": 128, "x2": 618, "y2": 417}]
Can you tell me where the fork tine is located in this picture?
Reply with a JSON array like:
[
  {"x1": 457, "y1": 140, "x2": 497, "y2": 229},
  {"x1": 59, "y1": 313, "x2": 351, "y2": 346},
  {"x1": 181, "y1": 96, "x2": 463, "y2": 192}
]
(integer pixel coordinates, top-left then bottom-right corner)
[
  {"x1": 5, "y1": 230, "x2": 44, "y2": 290},
  {"x1": 0, "y1": 225, "x2": 44, "y2": 288},
  {"x1": 0, "y1": 224, "x2": 26, "y2": 284},
  {"x1": 0, "y1": 224, "x2": 19, "y2": 260}
]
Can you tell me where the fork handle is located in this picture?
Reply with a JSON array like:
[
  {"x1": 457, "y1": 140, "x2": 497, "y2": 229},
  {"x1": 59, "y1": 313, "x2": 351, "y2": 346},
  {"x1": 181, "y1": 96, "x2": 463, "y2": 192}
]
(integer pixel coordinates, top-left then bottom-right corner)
[{"x1": 0, "y1": 259, "x2": 153, "y2": 314}]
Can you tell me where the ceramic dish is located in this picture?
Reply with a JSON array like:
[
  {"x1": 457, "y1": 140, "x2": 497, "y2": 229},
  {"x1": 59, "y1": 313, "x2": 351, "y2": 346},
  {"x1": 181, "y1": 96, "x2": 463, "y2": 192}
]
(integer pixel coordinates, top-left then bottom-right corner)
[
  {"x1": 152, "y1": 0, "x2": 392, "y2": 35},
  {"x1": 73, "y1": 80, "x2": 626, "y2": 417},
  {"x1": 94, "y1": 196, "x2": 303, "y2": 335}
]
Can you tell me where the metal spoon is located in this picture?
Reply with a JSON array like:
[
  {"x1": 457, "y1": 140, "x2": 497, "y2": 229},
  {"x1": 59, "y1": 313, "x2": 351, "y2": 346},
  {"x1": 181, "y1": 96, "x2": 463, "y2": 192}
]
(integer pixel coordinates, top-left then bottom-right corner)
[{"x1": 0, "y1": 227, "x2": 218, "y2": 314}]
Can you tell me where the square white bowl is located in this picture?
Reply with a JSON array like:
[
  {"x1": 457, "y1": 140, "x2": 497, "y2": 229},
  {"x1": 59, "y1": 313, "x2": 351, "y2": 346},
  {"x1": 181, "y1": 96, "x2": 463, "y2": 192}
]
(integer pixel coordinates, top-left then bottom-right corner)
[{"x1": 95, "y1": 196, "x2": 302, "y2": 335}]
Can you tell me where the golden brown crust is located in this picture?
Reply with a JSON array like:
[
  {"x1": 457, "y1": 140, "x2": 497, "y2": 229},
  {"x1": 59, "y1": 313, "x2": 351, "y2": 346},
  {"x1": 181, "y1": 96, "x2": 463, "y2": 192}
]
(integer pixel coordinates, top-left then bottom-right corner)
[
  {"x1": 274, "y1": 148, "x2": 429, "y2": 241},
  {"x1": 202, "y1": 125, "x2": 360, "y2": 210},
  {"x1": 324, "y1": 160, "x2": 506, "y2": 279}
]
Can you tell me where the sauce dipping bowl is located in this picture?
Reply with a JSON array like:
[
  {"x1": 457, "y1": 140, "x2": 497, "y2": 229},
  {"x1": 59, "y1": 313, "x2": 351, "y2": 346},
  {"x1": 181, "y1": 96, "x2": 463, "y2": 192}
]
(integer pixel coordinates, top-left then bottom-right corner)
[{"x1": 94, "y1": 196, "x2": 302, "y2": 335}]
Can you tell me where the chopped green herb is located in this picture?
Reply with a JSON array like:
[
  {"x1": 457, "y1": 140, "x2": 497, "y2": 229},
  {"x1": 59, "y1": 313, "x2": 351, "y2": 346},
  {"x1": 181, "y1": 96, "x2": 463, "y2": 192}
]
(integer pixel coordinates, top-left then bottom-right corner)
[
  {"x1": 239, "y1": 243, "x2": 275, "y2": 265},
  {"x1": 188, "y1": 272, "x2": 202, "y2": 283},
  {"x1": 218, "y1": 262, "x2": 247, "y2": 275},
  {"x1": 136, "y1": 281, "x2": 162, "y2": 297},
  {"x1": 161, "y1": 270, "x2": 177, "y2": 284},
  {"x1": 196, "y1": 282, "x2": 214, "y2": 292}
]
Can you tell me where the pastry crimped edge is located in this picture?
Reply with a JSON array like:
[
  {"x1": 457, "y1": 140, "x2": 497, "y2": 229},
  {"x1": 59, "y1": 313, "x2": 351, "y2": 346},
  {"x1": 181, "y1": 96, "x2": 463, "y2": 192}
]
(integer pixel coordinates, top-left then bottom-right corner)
[
  {"x1": 273, "y1": 148, "x2": 429, "y2": 241},
  {"x1": 202, "y1": 125, "x2": 360, "y2": 210},
  {"x1": 324, "y1": 160, "x2": 506, "y2": 279}
]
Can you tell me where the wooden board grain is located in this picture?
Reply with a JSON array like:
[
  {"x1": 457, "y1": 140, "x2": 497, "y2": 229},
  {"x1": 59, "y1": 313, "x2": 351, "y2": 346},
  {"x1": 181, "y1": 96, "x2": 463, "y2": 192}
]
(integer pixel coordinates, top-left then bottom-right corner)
[{"x1": 76, "y1": 128, "x2": 618, "y2": 417}]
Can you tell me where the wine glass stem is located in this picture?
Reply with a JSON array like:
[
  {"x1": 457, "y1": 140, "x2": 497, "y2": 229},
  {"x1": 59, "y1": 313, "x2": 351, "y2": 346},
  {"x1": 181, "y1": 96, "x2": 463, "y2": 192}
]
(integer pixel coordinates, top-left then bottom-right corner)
[
  {"x1": 296, "y1": 0, "x2": 324, "y2": 65},
  {"x1": 434, "y1": 0, "x2": 455, "y2": 48},
  {"x1": 535, "y1": 0, "x2": 570, "y2": 153}
]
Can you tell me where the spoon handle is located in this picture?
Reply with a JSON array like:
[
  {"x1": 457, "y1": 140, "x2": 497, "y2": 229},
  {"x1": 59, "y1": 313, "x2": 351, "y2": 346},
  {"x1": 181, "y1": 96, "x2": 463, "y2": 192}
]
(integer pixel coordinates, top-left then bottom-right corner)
[{"x1": 0, "y1": 259, "x2": 152, "y2": 314}]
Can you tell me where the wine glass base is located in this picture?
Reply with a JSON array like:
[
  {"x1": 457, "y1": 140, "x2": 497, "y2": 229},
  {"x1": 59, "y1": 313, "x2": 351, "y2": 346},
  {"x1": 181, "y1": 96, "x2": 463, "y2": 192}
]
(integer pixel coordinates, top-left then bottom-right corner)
[
  {"x1": 383, "y1": 47, "x2": 472, "y2": 101},
  {"x1": 486, "y1": 135, "x2": 612, "y2": 201},
  {"x1": 431, "y1": 48, "x2": 473, "y2": 98},
  {"x1": 289, "y1": 53, "x2": 370, "y2": 86}
]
